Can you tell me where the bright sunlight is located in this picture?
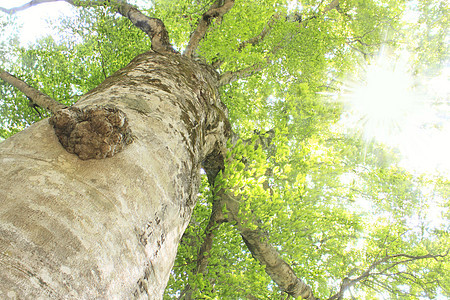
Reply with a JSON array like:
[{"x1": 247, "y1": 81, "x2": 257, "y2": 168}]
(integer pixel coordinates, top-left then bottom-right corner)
[
  {"x1": 347, "y1": 52, "x2": 415, "y2": 141},
  {"x1": 340, "y1": 48, "x2": 449, "y2": 176}
]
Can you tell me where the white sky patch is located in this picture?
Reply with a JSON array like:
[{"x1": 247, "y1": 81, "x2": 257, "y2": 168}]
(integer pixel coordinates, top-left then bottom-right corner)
[
  {"x1": 0, "y1": 0, "x2": 153, "y2": 46},
  {"x1": 402, "y1": 0, "x2": 420, "y2": 24},
  {"x1": 287, "y1": 0, "x2": 303, "y2": 13},
  {"x1": 0, "y1": 0, "x2": 75, "y2": 45}
]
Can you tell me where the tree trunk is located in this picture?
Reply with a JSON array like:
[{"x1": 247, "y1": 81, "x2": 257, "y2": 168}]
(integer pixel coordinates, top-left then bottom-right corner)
[{"x1": 0, "y1": 51, "x2": 229, "y2": 299}]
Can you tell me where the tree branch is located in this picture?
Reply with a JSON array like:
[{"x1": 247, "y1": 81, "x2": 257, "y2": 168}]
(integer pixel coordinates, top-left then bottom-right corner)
[
  {"x1": 239, "y1": 227, "x2": 318, "y2": 299},
  {"x1": 77, "y1": 0, "x2": 175, "y2": 52},
  {"x1": 199, "y1": 131, "x2": 319, "y2": 299},
  {"x1": 327, "y1": 251, "x2": 449, "y2": 300},
  {"x1": 236, "y1": 0, "x2": 340, "y2": 53},
  {"x1": 237, "y1": 13, "x2": 281, "y2": 52},
  {"x1": 115, "y1": 2, "x2": 175, "y2": 53},
  {"x1": 184, "y1": 0, "x2": 235, "y2": 58},
  {"x1": 323, "y1": 0, "x2": 340, "y2": 14},
  {"x1": 0, "y1": 0, "x2": 175, "y2": 53},
  {"x1": 182, "y1": 196, "x2": 226, "y2": 300},
  {"x1": 219, "y1": 62, "x2": 265, "y2": 86},
  {"x1": 0, "y1": 67, "x2": 66, "y2": 114},
  {"x1": 0, "y1": 0, "x2": 67, "y2": 14},
  {"x1": 219, "y1": 0, "x2": 341, "y2": 86},
  {"x1": 216, "y1": 183, "x2": 318, "y2": 299}
]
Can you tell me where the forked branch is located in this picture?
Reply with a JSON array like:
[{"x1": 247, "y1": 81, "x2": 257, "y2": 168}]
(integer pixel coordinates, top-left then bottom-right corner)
[
  {"x1": 327, "y1": 251, "x2": 449, "y2": 300},
  {"x1": 236, "y1": 0, "x2": 340, "y2": 53},
  {"x1": 0, "y1": 67, "x2": 66, "y2": 114},
  {"x1": 219, "y1": 0, "x2": 341, "y2": 86},
  {"x1": 184, "y1": 0, "x2": 235, "y2": 58}
]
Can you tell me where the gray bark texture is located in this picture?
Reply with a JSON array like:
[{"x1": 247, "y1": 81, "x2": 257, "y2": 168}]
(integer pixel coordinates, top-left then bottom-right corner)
[{"x1": 0, "y1": 51, "x2": 229, "y2": 299}]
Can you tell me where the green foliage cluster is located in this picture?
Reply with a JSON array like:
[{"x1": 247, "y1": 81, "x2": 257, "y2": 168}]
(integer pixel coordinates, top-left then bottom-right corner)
[
  {"x1": 0, "y1": 0, "x2": 448, "y2": 299},
  {"x1": 404, "y1": 0, "x2": 449, "y2": 73}
]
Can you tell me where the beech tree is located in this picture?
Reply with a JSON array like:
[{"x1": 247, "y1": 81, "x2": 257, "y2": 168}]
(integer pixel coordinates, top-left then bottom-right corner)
[{"x1": 0, "y1": 0, "x2": 448, "y2": 299}]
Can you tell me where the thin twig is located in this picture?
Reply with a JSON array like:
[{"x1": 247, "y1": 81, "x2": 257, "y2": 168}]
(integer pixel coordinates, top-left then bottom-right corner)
[
  {"x1": 237, "y1": 13, "x2": 281, "y2": 52},
  {"x1": 0, "y1": 0, "x2": 68, "y2": 14},
  {"x1": 327, "y1": 251, "x2": 448, "y2": 300},
  {"x1": 218, "y1": 63, "x2": 265, "y2": 86}
]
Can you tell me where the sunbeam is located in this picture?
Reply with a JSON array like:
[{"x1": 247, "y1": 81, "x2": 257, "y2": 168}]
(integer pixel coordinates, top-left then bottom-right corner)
[{"x1": 340, "y1": 49, "x2": 449, "y2": 175}]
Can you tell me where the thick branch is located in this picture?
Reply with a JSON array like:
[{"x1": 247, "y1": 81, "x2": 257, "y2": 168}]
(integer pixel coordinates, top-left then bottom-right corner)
[
  {"x1": 240, "y1": 228, "x2": 317, "y2": 299},
  {"x1": 210, "y1": 132, "x2": 316, "y2": 299},
  {"x1": 193, "y1": 130, "x2": 315, "y2": 299},
  {"x1": 78, "y1": 0, "x2": 175, "y2": 52},
  {"x1": 217, "y1": 187, "x2": 317, "y2": 299},
  {"x1": 0, "y1": 67, "x2": 66, "y2": 114},
  {"x1": 115, "y1": 2, "x2": 174, "y2": 53},
  {"x1": 184, "y1": 0, "x2": 235, "y2": 58}
]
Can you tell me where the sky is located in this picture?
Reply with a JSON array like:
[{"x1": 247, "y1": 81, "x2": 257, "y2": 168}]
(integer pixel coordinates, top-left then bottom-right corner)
[{"x1": 1, "y1": 0, "x2": 449, "y2": 177}]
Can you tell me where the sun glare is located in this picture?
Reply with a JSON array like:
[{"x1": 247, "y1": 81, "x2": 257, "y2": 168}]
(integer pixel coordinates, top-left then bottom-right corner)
[
  {"x1": 344, "y1": 51, "x2": 419, "y2": 143},
  {"x1": 340, "y1": 49, "x2": 450, "y2": 175},
  {"x1": 1, "y1": 0, "x2": 74, "y2": 45}
]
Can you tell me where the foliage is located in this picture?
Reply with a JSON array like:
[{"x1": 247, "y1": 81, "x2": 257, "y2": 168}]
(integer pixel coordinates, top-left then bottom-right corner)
[{"x1": 0, "y1": 0, "x2": 448, "y2": 299}]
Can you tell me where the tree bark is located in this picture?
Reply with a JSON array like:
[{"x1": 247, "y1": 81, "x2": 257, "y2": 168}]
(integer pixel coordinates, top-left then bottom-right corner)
[{"x1": 0, "y1": 51, "x2": 229, "y2": 299}]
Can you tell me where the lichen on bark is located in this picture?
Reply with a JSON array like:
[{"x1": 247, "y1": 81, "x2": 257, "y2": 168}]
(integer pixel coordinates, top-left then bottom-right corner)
[{"x1": 49, "y1": 105, "x2": 133, "y2": 160}]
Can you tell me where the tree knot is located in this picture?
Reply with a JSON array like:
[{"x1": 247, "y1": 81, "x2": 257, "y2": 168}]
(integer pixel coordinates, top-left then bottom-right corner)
[{"x1": 49, "y1": 105, "x2": 133, "y2": 160}]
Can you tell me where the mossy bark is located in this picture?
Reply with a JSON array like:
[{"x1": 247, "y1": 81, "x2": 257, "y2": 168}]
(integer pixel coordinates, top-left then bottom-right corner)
[{"x1": 0, "y1": 51, "x2": 230, "y2": 299}]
